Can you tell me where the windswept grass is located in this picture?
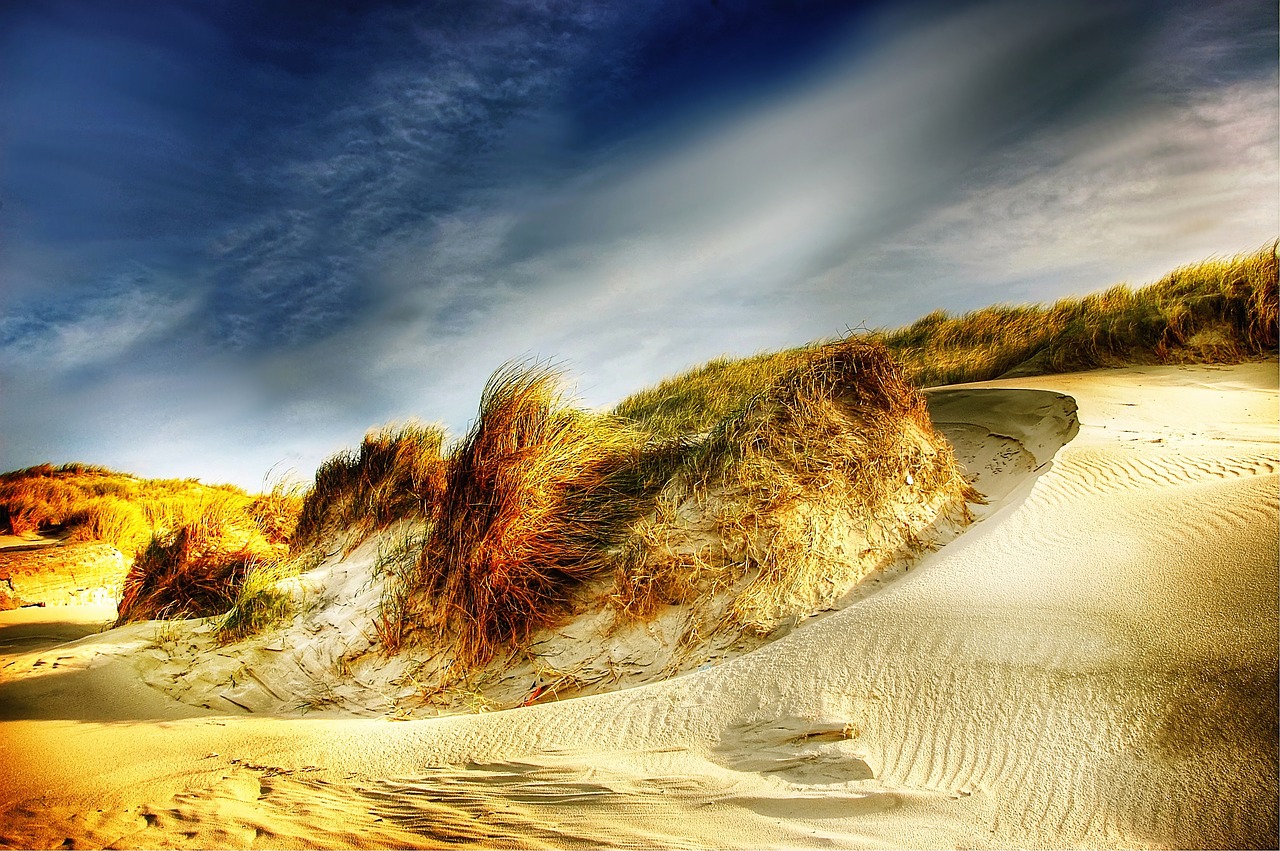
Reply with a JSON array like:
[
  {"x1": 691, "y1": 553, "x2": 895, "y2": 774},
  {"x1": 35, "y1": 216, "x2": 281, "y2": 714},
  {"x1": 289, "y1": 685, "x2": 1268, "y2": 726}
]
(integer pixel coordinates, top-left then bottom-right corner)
[
  {"x1": 411, "y1": 363, "x2": 654, "y2": 667},
  {"x1": 0, "y1": 463, "x2": 305, "y2": 626},
  {"x1": 614, "y1": 244, "x2": 1279, "y2": 439},
  {"x1": 114, "y1": 508, "x2": 293, "y2": 625},
  {"x1": 612, "y1": 338, "x2": 976, "y2": 629},
  {"x1": 113, "y1": 482, "x2": 305, "y2": 626},
  {"x1": 292, "y1": 423, "x2": 447, "y2": 552},
  {"x1": 47, "y1": 245, "x2": 1277, "y2": 659},
  {"x1": 613, "y1": 349, "x2": 806, "y2": 443},
  {"x1": 887, "y1": 243, "x2": 1278, "y2": 386},
  {"x1": 215, "y1": 549, "x2": 324, "y2": 642}
]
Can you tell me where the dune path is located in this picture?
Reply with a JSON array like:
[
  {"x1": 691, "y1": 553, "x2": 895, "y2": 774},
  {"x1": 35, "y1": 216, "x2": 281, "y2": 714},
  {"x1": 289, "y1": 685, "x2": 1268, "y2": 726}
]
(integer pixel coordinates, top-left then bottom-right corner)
[{"x1": 0, "y1": 360, "x2": 1275, "y2": 849}]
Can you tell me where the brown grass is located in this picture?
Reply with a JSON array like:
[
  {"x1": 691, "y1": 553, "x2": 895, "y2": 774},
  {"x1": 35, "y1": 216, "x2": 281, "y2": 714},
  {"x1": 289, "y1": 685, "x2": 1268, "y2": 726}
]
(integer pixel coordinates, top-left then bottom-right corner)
[
  {"x1": 292, "y1": 423, "x2": 447, "y2": 552},
  {"x1": 115, "y1": 522, "x2": 285, "y2": 625},
  {"x1": 409, "y1": 363, "x2": 651, "y2": 667},
  {"x1": 611, "y1": 337, "x2": 976, "y2": 630}
]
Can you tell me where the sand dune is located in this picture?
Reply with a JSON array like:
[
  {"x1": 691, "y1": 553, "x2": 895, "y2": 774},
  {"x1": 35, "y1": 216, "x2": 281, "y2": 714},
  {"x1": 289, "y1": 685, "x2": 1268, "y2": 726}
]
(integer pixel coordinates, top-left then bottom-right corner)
[{"x1": 1, "y1": 360, "x2": 1275, "y2": 849}]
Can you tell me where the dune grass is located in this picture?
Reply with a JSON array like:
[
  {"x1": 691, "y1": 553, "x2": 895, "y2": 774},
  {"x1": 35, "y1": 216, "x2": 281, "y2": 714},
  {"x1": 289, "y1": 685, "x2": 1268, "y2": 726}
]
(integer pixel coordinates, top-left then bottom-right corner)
[
  {"x1": 0, "y1": 464, "x2": 300, "y2": 558},
  {"x1": 354, "y1": 344, "x2": 971, "y2": 664},
  {"x1": 113, "y1": 484, "x2": 302, "y2": 625},
  {"x1": 615, "y1": 244, "x2": 1278, "y2": 439},
  {"x1": 410, "y1": 363, "x2": 657, "y2": 667},
  {"x1": 22, "y1": 245, "x2": 1272, "y2": 655},
  {"x1": 0, "y1": 463, "x2": 306, "y2": 626},
  {"x1": 611, "y1": 338, "x2": 976, "y2": 630},
  {"x1": 291, "y1": 423, "x2": 448, "y2": 553},
  {"x1": 291, "y1": 245, "x2": 1275, "y2": 667},
  {"x1": 214, "y1": 548, "x2": 325, "y2": 642}
]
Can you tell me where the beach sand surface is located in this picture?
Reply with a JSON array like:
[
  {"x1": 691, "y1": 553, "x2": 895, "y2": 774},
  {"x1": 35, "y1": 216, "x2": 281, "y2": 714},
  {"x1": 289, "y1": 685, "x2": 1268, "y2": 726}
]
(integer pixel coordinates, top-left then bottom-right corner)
[{"x1": 0, "y1": 360, "x2": 1275, "y2": 849}]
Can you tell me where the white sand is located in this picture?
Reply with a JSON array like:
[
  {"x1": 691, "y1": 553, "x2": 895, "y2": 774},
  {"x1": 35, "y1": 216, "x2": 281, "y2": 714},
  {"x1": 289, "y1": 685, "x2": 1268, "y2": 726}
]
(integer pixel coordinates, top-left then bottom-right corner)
[{"x1": 0, "y1": 360, "x2": 1275, "y2": 849}]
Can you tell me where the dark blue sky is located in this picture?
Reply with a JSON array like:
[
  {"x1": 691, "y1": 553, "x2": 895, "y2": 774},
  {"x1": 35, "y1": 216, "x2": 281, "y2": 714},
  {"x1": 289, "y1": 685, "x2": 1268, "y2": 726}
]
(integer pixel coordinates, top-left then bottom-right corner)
[{"x1": 1, "y1": 0, "x2": 1276, "y2": 487}]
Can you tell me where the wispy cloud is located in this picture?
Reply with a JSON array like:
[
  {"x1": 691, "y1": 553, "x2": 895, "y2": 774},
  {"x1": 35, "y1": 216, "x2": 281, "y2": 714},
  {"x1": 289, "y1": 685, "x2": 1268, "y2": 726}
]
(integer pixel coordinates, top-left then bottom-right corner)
[
  {"x1": 344, "y1": 0, "x2": 1272, "y2": 413},
  {"x1": 202, "y1": 1, "x2": 619, "y2": 351},
  {"x1": 828, "y1": 77, "x2": 1279, "y2": 318},
  {"x1": 0, "y1": 0, "x2": 1274, "y2": 487},
  {"x1": 0, "y1": 270, "x2": 199, "y2": 372}
]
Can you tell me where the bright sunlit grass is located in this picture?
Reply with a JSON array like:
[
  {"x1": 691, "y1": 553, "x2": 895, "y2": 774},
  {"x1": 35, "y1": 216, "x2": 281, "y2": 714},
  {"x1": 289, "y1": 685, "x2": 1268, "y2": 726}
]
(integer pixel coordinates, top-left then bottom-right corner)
[
  {"x1": 614, "y1": 243, "x2": 1278, "y2": 439},
  {"x1": 6, "y1": 244, "x2": 1273, "y2": 652}
]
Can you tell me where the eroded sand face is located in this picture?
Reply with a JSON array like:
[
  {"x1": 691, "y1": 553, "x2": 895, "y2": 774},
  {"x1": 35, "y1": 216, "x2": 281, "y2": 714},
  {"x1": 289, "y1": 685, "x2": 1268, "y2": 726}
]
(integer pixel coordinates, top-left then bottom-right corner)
[{"x1": 0, "y1": 361, "x2": 1275, "y2": 849}]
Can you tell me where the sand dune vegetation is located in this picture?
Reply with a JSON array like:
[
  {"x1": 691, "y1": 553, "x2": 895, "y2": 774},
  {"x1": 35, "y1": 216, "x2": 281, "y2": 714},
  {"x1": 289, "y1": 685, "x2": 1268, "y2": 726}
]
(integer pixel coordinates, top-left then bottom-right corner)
[
  {"x1": 12, "y1": 246, "x2": 1272, "y2": 651},
  {"x1": 616, "y1": 243, "x2": 1278, "y2": 439},
  {"x1": 0, "y1": 465, "x2": 303, "y2": 619},
  {"x1": 0, "y1": 247, "x2": 1275, "y2": 848}
]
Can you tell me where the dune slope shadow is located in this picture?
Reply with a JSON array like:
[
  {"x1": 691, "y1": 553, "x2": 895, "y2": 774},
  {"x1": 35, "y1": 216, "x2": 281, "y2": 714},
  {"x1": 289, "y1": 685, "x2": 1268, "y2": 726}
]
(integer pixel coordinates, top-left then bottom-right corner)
[{"x1": 925, "y1": 387, "x2": 1080, "y2": 510}]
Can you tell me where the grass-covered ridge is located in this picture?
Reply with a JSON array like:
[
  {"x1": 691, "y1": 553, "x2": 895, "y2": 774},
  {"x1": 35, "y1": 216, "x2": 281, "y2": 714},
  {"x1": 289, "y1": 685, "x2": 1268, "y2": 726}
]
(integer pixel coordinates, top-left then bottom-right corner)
[
  {"x1": 372, "y1": 338, "x2": 973, "y2": 667},
  {"x1": 615, "y1": 244, "x2": 1278, "y2": 440},
  {"x1": 0, "y1": 463, "x2": 304, "y2": 625},
  {"x1": 14, "y1": 245, "x2": 1271, "y2": 660},
  {"x1": 0, "y1": 464, "x2": 295, "y2": 556}
]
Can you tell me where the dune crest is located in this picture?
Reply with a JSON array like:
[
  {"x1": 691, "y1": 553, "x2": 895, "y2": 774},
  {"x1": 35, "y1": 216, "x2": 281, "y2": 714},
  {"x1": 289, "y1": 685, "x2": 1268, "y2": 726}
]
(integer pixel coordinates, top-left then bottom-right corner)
[{"x1": 1, "y1": 360, "x2": 1276, "y2": 849}]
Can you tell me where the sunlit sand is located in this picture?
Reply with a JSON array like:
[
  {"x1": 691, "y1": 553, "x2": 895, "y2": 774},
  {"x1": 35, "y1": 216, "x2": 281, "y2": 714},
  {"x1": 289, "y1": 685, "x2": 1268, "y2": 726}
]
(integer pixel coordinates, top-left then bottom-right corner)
[{"x1": 1, "y1": 360, "x2": 1275, "y2": 849}]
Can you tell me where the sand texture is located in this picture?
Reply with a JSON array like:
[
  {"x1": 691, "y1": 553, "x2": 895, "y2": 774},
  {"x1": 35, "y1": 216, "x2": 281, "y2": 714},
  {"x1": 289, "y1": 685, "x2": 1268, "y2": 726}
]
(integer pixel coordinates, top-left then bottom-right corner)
[{"x1": 0, "y1": 360, "x2": 1275, "y2": 849}]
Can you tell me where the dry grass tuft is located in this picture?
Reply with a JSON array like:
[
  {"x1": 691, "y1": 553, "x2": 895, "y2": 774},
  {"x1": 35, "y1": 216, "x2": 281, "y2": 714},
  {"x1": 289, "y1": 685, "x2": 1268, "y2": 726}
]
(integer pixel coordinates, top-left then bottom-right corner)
[
  {"x1": 410, "y1": 362, "x2": 651, "y2": 667},
  {"x1": 115, "y1": 511, "x2": 288, "y2": 625},
  {"x1": 292, "y1": 423, "x2": 448, "y2": 552},
  {"x1": 611, "y1": 337, "x2": 976, "y2": 630}
]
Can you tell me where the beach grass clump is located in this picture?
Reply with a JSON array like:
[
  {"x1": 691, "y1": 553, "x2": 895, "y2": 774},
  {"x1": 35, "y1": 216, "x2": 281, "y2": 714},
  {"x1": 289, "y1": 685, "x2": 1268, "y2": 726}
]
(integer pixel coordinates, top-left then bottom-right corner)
[
  {"x1": 291, "y1": 423, "x2": 448, "y2": 552},
  {"x1": 214, "y1": 548, "x2": 324, "y2": 642},
  {"x1": 114, "y1": 504, "x2": 291, "y2": 625},
  {"x1": 410, "y1": 362, "x2": 653, "y2": 667},
  {"x1": 612, "y1": 337, "x2": 977, "y2": 630}
]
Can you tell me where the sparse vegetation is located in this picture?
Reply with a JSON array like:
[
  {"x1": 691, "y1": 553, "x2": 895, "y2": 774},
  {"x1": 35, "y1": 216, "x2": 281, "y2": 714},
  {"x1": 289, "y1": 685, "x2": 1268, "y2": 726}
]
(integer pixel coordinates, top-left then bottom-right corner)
[
  {"x1": 291, "y1": 423, "x2": 447, "y2": 552},
  {"x1": 372, "y1": 523, "x2": 430, "y2": 652},
  {"x1": 215, "y1": 549, "x2": 323, "y2": 642},
  {"x1": 614, "y1": 244, "x2": 1279, "y2": 438}
]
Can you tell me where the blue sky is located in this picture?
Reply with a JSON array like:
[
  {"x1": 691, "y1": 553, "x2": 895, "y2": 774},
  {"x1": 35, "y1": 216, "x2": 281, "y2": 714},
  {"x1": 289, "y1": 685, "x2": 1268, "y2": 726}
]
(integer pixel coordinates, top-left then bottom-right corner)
[{"x1": 1, "y1": 0, "x2": 1276, "y2": 489}]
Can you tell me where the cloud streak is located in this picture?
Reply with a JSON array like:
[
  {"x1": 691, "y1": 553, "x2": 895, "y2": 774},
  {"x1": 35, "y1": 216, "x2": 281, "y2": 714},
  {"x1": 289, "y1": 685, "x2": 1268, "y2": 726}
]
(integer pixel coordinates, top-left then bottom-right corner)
[{"x1": 0, "y1": 0, "x2": 1274, "y2": 487}]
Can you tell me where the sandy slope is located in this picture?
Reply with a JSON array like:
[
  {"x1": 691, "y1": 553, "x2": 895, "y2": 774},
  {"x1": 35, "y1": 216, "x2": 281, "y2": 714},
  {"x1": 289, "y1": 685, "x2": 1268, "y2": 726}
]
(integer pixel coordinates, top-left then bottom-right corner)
[{"x1": 0, "y1": 360, "x2": 1275, "y2": 849}]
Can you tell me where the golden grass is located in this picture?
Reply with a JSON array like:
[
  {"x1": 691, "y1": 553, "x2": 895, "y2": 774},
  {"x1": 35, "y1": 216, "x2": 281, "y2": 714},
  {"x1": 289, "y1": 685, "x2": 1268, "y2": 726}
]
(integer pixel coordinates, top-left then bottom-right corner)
[
  {"x1": 0, "y1": 463, "x2": 304, "y2": 627},
  {"x1": 114, "y1": 498, "x2": 297, "y2": 625},
  {"x1": 410, "y1": 363, "x2": 652, "y2": 667},
  {"x1": 886, "y1": 243, "x2": 1277, "y2": 386},
  {"x1": 292, "y1": 423, "x2": 447, "y2": 552},
  {"x1": 0, "y1": 465, "x2": 297, "y2": 556},
  {"x1": 611, "y1": 338, "x2": 977, "y2": 630},
  {"x1": 614, "y1": 244, "x2": 1279, "y2": 438}
]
